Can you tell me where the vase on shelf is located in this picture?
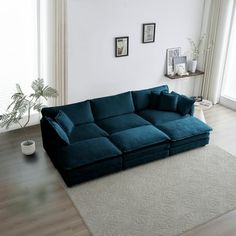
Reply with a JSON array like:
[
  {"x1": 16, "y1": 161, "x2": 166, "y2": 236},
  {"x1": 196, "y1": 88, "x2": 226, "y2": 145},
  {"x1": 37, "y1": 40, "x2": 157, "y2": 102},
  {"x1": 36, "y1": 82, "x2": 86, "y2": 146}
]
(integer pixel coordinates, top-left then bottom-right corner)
[{"x1": 189, "y1": 59, "x2": 197, "y2": 73}]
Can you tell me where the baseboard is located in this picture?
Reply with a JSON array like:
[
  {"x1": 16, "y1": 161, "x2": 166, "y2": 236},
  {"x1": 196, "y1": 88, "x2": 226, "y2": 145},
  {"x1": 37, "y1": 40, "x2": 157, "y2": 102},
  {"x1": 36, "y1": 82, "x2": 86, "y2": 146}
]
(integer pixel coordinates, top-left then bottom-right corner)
[{"x1": 220, "y1": 96, "x2": 236, "y2": 111}]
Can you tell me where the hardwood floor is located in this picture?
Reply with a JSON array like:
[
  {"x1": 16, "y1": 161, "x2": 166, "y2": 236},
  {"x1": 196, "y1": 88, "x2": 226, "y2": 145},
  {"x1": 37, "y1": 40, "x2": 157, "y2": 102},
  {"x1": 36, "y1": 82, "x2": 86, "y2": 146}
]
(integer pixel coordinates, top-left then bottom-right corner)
[
  {"x1": 0, "y1": 104, "x2": 235, "y2": 236},
  {"x1": 205, "y1": 104, "x2": 236, "y2": 156},
  {"x1": 0, "y1": 126, "x2": 90, "y2": 236}
]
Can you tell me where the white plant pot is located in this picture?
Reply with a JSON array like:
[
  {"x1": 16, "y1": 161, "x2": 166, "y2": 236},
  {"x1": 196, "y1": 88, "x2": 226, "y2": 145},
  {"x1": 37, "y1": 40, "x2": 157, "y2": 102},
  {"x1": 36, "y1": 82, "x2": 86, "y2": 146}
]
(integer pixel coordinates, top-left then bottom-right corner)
[
  {"x1": 21, "y1": 140, "x2": 36, "y2": 155},
  {"x1": 189, "y1": 60, "x2": 198, "y2": 73}
]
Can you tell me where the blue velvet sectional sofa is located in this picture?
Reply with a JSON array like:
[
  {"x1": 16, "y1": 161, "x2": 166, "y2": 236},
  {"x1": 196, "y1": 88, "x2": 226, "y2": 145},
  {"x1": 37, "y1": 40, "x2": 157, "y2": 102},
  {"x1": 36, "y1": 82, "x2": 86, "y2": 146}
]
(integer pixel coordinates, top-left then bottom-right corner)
[{"x1": 40, "y1": 85, "x2": 212, "y2": 186}]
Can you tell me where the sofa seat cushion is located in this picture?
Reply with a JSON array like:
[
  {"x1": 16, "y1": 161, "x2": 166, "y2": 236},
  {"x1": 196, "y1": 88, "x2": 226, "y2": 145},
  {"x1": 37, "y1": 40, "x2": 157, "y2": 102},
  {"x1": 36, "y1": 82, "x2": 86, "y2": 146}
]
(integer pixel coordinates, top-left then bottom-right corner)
[
  {"x1": 69, "y1": 123, "x2": 108, "y2": 143},
  {"x1": 171, "y1": 133, "x2": 209, "y2": 147},
  {"x1": 97, "y1": 113, "x2": 150, "y2": 134},
  {"x1": 59, "y1": 137, "x2": 122, "y2": 170},
  {"x1": 91, "y1": 92, "x2": 135, "y2": 120},
  {"x1": 109, "y1": 125, "x2": 170, "y2": 153},
  {"x1": 156, "y1": 117, "x2": 212, "y2": 141},
  {"x1": 139, "y1": 109, "x2": 188, "y2": 126}
]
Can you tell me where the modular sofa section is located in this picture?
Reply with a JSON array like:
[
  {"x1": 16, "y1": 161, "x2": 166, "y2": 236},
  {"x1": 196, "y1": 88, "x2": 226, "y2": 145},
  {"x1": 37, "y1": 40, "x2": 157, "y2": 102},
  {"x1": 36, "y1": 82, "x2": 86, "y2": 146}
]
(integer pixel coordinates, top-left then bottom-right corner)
[
  {"x1": 156, "y1": 117, "x2": 212, "y2": 155},
  {"x1": 53, "y1": 137, "x2": 122, "y2": 186},
  {"x1": 109, "y1": 125, "x2": 170, "y2": 169}
]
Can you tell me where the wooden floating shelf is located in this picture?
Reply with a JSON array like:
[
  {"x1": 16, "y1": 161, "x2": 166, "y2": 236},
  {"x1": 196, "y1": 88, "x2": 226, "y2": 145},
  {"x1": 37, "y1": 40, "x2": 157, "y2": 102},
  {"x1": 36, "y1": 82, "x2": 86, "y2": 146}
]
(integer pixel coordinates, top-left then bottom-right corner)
[{"x1": 165, "y1": 70, "x2": 204, "y2": 79}]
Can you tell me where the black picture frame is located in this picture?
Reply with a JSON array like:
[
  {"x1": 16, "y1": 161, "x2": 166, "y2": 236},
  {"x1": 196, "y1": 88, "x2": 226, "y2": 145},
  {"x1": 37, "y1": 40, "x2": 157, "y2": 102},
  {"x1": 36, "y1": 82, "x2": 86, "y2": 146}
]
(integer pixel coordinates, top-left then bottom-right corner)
[
  {"x1": 142, "y1": 23, "x2": 156, "y2": 43},
  {"x1": 115, "y1": 36, "x2": 129, "y2": 57}
]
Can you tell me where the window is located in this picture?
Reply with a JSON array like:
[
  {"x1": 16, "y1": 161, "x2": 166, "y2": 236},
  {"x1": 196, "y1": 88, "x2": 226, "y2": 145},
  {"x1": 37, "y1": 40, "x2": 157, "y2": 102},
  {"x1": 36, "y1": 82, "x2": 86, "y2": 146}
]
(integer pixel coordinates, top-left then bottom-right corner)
[
  {"x1": 0, "y1": 0, "x2": 38, "y2": 114},
  {"x1": 221, "y1": 4, "x2": 236, "y2": 102}
]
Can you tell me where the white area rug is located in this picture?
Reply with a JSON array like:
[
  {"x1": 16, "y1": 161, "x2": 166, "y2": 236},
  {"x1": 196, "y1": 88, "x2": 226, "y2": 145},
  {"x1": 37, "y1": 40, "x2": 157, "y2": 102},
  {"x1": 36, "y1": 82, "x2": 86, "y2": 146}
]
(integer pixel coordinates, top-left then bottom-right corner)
[{"x1": 67, "y1": 145, "x2": 236, "y2": 236}]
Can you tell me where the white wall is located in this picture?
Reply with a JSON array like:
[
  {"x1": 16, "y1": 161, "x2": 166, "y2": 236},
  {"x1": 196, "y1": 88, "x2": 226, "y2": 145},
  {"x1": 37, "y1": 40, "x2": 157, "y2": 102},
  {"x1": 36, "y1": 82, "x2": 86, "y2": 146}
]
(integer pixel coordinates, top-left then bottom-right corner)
[{"x1": 67, "y1": 0, "x2": 204, "y2": 103}]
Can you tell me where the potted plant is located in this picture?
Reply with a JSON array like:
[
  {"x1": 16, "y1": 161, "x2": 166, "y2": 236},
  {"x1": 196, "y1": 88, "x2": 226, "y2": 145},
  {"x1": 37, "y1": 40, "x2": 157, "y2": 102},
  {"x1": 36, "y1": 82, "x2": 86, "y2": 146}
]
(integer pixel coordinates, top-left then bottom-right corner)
[
  {"x1": 0, "y1": 78, "x2": 58, "y2": 155},
  {"x1": 187, "y1": 35, "x2": 205, "y2": 73}
]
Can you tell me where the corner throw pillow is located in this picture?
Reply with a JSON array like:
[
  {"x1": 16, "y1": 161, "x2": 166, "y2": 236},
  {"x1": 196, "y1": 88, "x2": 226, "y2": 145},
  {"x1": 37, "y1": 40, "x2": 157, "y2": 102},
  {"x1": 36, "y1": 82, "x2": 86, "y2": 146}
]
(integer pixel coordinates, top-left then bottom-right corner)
[
  {"x1": 47, "y1": 117, "x2": 70, "y2": 145},
  {"x1": 159, "y1": 92, "x2": 178, "y2": 112},
  {"x1": 171, "y1": 91, "x2": 195, "y2": 115},
  {"x1": 55, "y1": 110, "x2": 74, "y2": 135}
]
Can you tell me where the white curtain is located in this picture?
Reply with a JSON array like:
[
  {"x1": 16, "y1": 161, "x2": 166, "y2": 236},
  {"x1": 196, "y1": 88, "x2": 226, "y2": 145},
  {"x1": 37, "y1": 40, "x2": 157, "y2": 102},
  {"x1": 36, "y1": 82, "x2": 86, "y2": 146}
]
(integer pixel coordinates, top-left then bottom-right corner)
[
  {"x1": 40, "y1": 0, "x2": 67, "y2": 106},
  {"x1": 200, "y1": 0, "x2": 234, "y2": 104}
]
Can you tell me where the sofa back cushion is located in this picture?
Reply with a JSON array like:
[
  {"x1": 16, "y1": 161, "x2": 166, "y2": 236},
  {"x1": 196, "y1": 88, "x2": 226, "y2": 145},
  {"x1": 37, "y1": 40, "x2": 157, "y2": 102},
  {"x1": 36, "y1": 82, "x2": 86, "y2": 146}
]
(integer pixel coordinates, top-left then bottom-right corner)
[
  {"x1": 132, "y1": 85, "x2": 169, "y2": 111},
  {"x1": 91, "y1": 92, "x2": 135, "y2": 120},
  {"x1": 41, "y1": 100, "x2": 94, "y2": 126}
]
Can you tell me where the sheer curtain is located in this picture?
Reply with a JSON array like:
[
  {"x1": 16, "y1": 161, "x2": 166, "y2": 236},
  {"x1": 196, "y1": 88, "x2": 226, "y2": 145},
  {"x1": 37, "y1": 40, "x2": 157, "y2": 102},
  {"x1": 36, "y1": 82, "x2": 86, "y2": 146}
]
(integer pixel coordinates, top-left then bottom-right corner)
[
  {"x1": 220, "y1": 1, "x2": 236, "y2": 110},
  {"x1": 40, "y1": 0, "x2": 67, "y2": 106},
  {"x1": 200, "y1": 0, "x2": 235, "y2": 104},
  {"x1": 0, "y1": 0, "x2": 67, "y2": 132}
]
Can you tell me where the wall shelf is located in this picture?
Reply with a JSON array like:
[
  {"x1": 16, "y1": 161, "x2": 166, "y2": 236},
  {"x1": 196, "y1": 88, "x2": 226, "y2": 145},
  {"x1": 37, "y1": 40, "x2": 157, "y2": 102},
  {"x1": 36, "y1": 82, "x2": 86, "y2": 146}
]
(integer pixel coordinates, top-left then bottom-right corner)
[{"x1": 165, "y1": 70, "x2": 204, "y2": 79}]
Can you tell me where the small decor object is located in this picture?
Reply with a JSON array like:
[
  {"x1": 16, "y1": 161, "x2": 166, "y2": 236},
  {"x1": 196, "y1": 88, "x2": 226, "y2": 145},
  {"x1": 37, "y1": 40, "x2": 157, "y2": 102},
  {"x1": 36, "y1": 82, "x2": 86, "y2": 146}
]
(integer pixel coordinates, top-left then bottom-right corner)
[
  {"x1": 115, "y1": 37, "x2": 129, "y2": 57},
  {"x1": 188, "y1": 60, "x2": 198, "y2": 73},
  {"x1": 166, "y1": 47, "x2": 181, "y2": 75},
  {"x1": 187, "y1": 35, "x2": 205, "y2": 73},
  {"x1": 173, "y1": 56, "x2": 189, "y2": 76},
  {"x1": 21, "y1": 140, "x2": 36, "y2": 155},
  {"x1": 142, "y1": 23, "x2": 156, "y2": 43},
  {"x1": 0, "y1": 78, "x2": 58, "y2": 155}
]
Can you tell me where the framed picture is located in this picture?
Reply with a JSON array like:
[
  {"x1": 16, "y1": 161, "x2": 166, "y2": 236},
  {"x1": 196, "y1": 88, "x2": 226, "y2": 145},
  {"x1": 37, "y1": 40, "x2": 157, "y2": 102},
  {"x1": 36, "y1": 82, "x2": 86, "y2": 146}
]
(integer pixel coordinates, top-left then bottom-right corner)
[
  {"x1": 115, "y1": 37, "x2": 129, "y2": 57},
  {"x1": 142, "y1": 23, "x2": 156, "y2": 43},
  {"x1": 173, "y1": 56, "x2": 187, "y2": 74},
  {"x1": 166, "y1": 47, "x2": 181, "y2": 75}
]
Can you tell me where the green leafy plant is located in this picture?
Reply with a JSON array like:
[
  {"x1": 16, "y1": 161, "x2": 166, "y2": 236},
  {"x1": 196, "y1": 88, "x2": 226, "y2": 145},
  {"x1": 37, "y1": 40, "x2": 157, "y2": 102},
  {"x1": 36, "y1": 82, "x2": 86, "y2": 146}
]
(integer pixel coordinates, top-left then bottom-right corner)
[
  {"x1": 0, "y1": 78, "x2": 58, "y2": 143},
  {"x1": 188, "y1": 35, "x2": 206, "y2": 60}
]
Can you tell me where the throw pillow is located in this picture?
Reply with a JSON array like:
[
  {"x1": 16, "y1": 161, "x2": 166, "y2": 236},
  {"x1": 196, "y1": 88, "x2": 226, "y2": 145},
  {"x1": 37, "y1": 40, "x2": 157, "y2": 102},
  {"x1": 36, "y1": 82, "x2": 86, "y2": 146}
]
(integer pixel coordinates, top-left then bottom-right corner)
[
  {"x1": 159, "y1": 92, "x2": 178, "y2": 112},
  {"x1": 55, "y1": 110, "x2": 74, "y2": 135},
  {"x1": 47, "y1": 117, "x2": 70, "y2": 145},
  {"x1": 171, "y1": 91, "x2": 195, "y2": 115},
  {"x1": 149, "y1": 92, "x2": 161, "y2": 109}
]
